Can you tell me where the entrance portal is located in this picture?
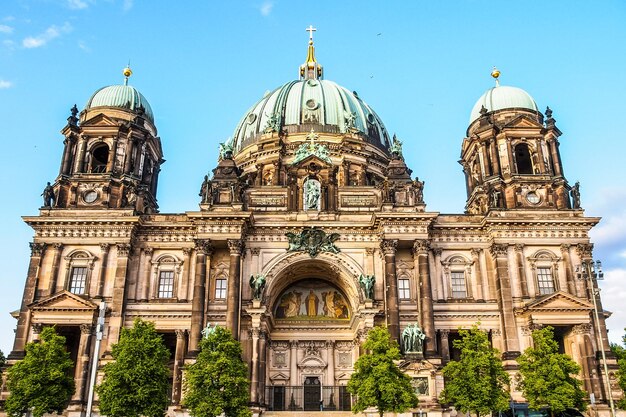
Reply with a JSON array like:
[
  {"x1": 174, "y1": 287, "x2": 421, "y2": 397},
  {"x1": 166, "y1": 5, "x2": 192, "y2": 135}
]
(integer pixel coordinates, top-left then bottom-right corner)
[{"x1": 303, "y1": 376, "x2": 321, "y2": 411}]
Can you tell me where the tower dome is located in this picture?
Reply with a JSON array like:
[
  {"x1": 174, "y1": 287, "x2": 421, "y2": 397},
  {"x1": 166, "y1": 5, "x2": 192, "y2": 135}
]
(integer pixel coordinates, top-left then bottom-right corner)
[
  {"x1": 468, "y1": 69, "x2": 538, "y2": 124},
  {"x1": 83, "y1": 67, "x2": 154, "y2": 123},
  {"x1": 230, "y1": 30, "x2": 390, "y2": 155}
]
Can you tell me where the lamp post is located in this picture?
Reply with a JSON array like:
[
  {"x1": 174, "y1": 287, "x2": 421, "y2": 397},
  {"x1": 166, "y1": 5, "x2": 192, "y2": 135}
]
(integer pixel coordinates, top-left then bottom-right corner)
[{"x1": 576, "y1": 260, "x2": 615, "y2": 417}]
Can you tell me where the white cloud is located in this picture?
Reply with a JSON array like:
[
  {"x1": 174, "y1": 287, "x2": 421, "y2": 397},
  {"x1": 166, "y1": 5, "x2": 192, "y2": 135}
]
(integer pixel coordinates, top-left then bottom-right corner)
[
  {"x1": 22, "y1": 22, "x2": 72, "y2": 49},
  {"x1": 122, "y1": 0, "x2": 133, "y2": 11},
  {"x1": 0, "y1": 24, "x2": 13, "y2": 34},
  {"x1": 260, "y1": 1, "x2": 274, "y2": 16},
  {"x1": 78, "y1": 40, "x2": 90, "y2": 52},
  {"x1": 0, "y1": 79, "x2": 13, "y2": 89},
  {"x1": 599, "y1": 268, "x2": 626, "y2": 344},
  {"x1": 67, "y1": 0, "x2": 89, "y2": 9}
]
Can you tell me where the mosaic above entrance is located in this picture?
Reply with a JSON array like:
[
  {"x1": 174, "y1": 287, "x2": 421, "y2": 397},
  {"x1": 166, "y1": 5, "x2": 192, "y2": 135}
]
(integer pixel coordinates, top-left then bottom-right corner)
[{"x1": 275, "y1": 279, "x2": 350, "y2": 320}]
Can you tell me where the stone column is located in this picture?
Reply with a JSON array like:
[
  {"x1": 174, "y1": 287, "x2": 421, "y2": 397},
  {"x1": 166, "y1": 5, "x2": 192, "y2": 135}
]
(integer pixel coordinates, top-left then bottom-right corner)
[
  {"x1": 60, "y1": 135, "x2": 75, "y2": 175},
  {"x1": 139, "y1": 248, "x2": 154, "y2": 301},
  {"x1": 514, "y1": 244, "x2": 529, "y2": 298},
  {"x1": 413, "y1": 240, "x2": 436, "y2": 356},
  {"x1": 259, "y1": 331, "x2": 268, "y2": 405},
  {"x1": 123, "y1": 134, "x2": 134, "y2": 175},
  {"x1": 381, "y1": 239, "x2": 400, "y2": 341},
  {"x1": 250, "y1": 328, "x2": 260, "y2": 404},
  {"x1": 490, "y1": 243, "x2": 520, "y2": 356},
  {"x1": 74, "y1": 135, "x2": 88, "y2": 173},
  {"x1": 326, "y1": 341, "x2": 335, "y2": 386},
  {"x1": 11, "y1": 243, "x2": 46, "y2": 355},
  {"x1": 96, "y1": 243, "x2": 111, "y2": 298},
  {"x1": 48, "y1": 243, "x2": 64, "y2": 295},
  {"x1": 547, "y1": 138, "x2": 563, "y2": 177},
  {"x1": 106, "y1": 136, "x2": 118, "y2": 173},
  {"x1": 289, "y1": 340, "x2": 298, "y2": 386},
  {"x1": 226, "y1": 239, "x2": 244, "y2": 339},
  {"x1": 433, "y1": 248, "x2": 445, "y2": 299},
  {"x1": 73, "y1": 324, "x2": 93, "y2": 403},
  {"x1": 189, "y1": 239, "x2": 212, "y2": 353},
  {"x1": 172, "y1": 329, "x2": 187, "y2": 405},
  {"x1": 471, "y1": 249, "x2": 485, "y2": 301},
  {"x1": 440, "y1": 329, "x2": 450, "y2": 363},
  {"x1": 489, "y1": 138, "x2": 501, "y2": 176},
  {"x1": 180, "y1": 248, "x2": 192, "y2": 301},
  {"x1": 560, "y1": 244, "x2": 577, "y2": 295},
  {"x1": 106, "y1": 243, "x2": 132, "y2": 350}
]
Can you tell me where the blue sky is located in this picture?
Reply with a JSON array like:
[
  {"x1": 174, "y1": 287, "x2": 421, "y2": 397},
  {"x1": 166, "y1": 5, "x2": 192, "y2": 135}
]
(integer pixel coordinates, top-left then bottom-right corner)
[{"x1": 0, "y1": 0, "x2": 625, "y2": 355}]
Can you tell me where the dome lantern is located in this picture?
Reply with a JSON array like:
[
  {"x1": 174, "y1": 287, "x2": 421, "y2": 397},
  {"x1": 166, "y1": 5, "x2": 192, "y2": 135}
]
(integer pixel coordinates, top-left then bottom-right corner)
[{"x1": 299, "y1": 25, "x2": 323, "y2": 80}]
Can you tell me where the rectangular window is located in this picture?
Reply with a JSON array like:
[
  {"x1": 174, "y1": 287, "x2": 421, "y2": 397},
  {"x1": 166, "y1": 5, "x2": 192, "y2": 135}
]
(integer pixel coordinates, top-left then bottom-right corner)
[
  {"x1": 69, "y1": 266, "x2": 88, "y2": 294},
  {"x1": 450, "y1": 271, "x2": 467, "y2": 298},
  {"x1": 158, "y1": 271, "x2": 175, "y2": 298},
  {"x1": 398, "y1": 278, "x2": 410, "y2": 299},
  {"x1": 536, "y1": 267, "x2": 555, "y2": 295},
  {"x1": 215, "y1": 278, "x2": 227, "y2": 299}
]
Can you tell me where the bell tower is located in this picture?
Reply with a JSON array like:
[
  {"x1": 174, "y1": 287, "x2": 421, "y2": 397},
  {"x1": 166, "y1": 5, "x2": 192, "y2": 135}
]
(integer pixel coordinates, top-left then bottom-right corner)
[
  {"x1": 50, "y1": 67, "x2": 163, "y2": 214},
  {"x1": 460, "y1": 69, "x2": 573, "y2": 215}
]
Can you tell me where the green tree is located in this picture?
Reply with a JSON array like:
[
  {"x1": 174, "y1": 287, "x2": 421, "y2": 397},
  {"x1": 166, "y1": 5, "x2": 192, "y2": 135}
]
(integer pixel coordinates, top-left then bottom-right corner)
[
  {"x1": 0, "y1": 348, "x2": 5, "y2": 372},
  {"x1": 347, "y1": 326, "x2": 418, "y2": 417},
  {"x1": 440, "y1": 325, "x2": 510, "y2": 417},
  {"x1": 4, "y1": 326, "x2": 75, "y2": 417},
  {"x1": 610, "y1": 328, "x2": 626, "y2": 409},
  {"x1": 96, "y1": 318, "x2": 170, "y2": 417},
  {"x1": 182, "y1": 326, "x2": 251, "y2": 417},
  {"x1": 517, "y1": 326, "x2": 586, "y2": 416}
]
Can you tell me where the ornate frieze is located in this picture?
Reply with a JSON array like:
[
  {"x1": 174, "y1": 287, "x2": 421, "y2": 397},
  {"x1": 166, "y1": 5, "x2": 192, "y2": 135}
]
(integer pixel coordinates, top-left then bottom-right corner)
[{"x1": 285, "y1": 228, "x2": 340, "y2": 258}]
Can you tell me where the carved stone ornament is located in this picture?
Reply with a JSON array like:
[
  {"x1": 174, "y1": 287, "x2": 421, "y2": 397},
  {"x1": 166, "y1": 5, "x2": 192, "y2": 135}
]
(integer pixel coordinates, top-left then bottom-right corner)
[
  {"x1": 292, "y1": 130, "x2": 332, "y2": 165},
  {"x1": 412, "y1": 240, "x2": 430, "y2": 255},
  {"x1": 490, "y1": 243, "x2": 509, "y2": 258},
  {"x1": 116, "y1": 243, "x2": 131, "y2": 257},
  {"x1": 29, "y1": 242, "x2": 46, "y2": 256},
  {"x1": 285, "y1": 227, "x2": 340, "y2": 258},
  {"x1": 576, "y1": 243, "x2": 593, "y2": 259},
  {"x1": 227, "y1": 239, "x2": 244, "y2": 255},
  {"x1": 380, "y1": 239, "x2": 398, "y2": 256},
  {"x1": 195, "y1": 239, "x2": 214, "y2": 255}
]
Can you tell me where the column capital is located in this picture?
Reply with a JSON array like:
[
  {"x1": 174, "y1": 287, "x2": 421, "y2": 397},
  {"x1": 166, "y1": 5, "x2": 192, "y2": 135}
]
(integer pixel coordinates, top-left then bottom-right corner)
[
  {"x1": 143, "y1": 247, "x2": 154, "y2": 257},
  {"x1": 175, "y1": 329, "x2": 187, "y2": 339},
  {"x1": 489, "y1": 243, "x2": 509, "y2": 258},
  {"x1": 99, "y1": 243, "x2": 111, "y2": 253},
  {"x1": 365, "y1": 247, "x2": 375, "y2": 256},
  {"x1": 560, "y1": 243, "x2": 571, "y2": 253},
  {"x1": 228, "y1": 239, "x2": 244, "y2": 255},
  {"x1": 29, "y1": 242, "x2": 47, "y2": 256},
  {"x1": 182, "y1": 247, "x2": 193, "y2": 256},
  {"x1": 32, "y1": 323, "x2": 43, "y2": 334},
  {"x1": 439, "y1": 329, "x2": 450, "y2": 337},
  {"x1": 80, "y1": 324, "x2": 93, "y2": 335},
  {"x1": 576, "y1": 243, "x2": 593, "y2": 259},
  {"x1": 250, "y1": 247, "x2": 261, "y2": 256},
  {"x1": 572, "y1": 323, "x2": 592, "y2": 335},
  {"x1": 116, "y1": 243, "x2": 132, "y2": 257},
  {"x1": 380, "y1": 239, "x2": 398, "y2": 256},
  {"x1": 514, "y1": 243, "x2": 525, "y2": 253},
  {"x1": 194, "y1": 238, "x2": 214, "y2": 256},
  {"x1": 53, "y1": 243, "x2": 64, "y2": 251},
  {"x1": 412, "y1": 240, "x2": 430, "y2": 256},
  {"x1": 470, "y1": 248, "x2": 482, "y2": 258}
]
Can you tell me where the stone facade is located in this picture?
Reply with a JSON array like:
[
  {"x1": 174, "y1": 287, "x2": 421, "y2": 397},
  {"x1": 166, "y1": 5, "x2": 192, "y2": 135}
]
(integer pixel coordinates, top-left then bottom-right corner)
[{"x1": 1, "y1": 40, "x2": 621, "y2": 417}]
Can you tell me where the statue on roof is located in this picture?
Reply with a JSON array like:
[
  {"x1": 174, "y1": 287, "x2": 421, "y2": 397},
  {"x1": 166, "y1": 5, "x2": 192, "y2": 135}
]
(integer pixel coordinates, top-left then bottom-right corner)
[
  {"x1": 390, "y1": 134, "x2": 403, "y2": 159},
  {"x1": 42, "y1": 182, "x2": 55, "y2": 208},
  {"x1": 219, "y1": 141, "x2": 234, "y2": 160}
]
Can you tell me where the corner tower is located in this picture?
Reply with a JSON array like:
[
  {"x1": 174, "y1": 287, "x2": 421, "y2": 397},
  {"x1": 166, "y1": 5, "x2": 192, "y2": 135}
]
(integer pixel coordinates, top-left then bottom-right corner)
[
  {"x1": 52, "y1": 67, "x2": 163, "y2": 214},
  {"x1": 461, "y1": 69, "x2": 572, "y2": 214}
]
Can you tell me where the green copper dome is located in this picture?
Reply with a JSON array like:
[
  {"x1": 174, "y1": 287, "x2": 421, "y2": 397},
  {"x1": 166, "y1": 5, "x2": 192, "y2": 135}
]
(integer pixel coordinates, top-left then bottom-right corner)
[
  {"x1": 469, "y1": 85, "x2": 538, "y2": 124},
  {"x1": 231, "y1": 78, "x2": 391, "y2": 154},
  {"x1": 85, "y1": 84, "x2": 154, "y2": 123}
]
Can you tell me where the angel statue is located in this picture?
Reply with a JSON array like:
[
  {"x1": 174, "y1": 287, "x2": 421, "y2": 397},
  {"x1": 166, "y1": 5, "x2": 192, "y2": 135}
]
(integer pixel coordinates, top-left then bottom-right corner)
[
  {"x1": 249, "y1": 274, "x2": 266, "y2": 301},
  {"x1": 358, "y1": 274, "x2": 376, "y2": 300}
]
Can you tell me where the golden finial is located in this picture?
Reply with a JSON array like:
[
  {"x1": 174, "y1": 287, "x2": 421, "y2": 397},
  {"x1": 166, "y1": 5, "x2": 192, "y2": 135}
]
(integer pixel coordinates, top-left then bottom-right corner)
[
  {"x1": 491, "y1": 66, "x2": 500, "y2": 87},
  {"x1": 123, "y1": 64, "x2": 132, "y2": 86}
]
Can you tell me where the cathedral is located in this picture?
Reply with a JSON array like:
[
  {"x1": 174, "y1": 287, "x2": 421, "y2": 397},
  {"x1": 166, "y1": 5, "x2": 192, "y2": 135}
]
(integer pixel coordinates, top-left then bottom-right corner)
[{"x1": 1, "y1": 29, "x2": 621, "y2": 417}]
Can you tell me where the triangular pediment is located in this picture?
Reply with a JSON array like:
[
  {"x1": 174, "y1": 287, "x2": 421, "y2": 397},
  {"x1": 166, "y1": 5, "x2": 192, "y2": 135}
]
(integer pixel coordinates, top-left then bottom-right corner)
[
  {"x1": 29, "y1": 290, "x2": 98, "y2": 311},
  {"x1": 291, "y1": 153, "x2": 332, "y2": 168},
  {"x1": 515, "y1": 291, "x2": 592, "y2": 315},
  {"x1": 80, "y1": 113, "x2": 121, "y2": 127},
  {"x1": 269, "y1": 372, "x2": 289, "y2": 382},
  {"x1": 503, "y1": 114, "x2": 543, "y2": 129}
]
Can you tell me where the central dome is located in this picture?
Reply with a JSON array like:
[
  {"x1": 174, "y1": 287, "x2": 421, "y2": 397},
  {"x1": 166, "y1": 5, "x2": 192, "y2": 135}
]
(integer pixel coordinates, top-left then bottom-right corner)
[{"x1": 231, "y1": 79, "x2": 391, "y2": 154}]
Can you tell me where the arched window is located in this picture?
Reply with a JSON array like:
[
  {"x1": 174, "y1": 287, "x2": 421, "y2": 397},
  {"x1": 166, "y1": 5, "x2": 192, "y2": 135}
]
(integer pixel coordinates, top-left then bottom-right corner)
[
  {"x1": 63, "y1": 250, "x2": 96, "y2": 295},
  {"x1": 211, "y1": 262, "x2": 229, "y2": 301},
  {"x1": 151, "y1": 254, "x2": 182, "y2": 299},
  {"x1": 90, "y1": 144, "x2": 109, "y2": 173},
  {"x1": 528, "y1": 250, "x2": 560, "y2": 296},
  {"x1": 514, "y1": 143, "x2": 533, "y2": 174},
  {"x1": 442, "y1": 254, "x2": 473, "y2": 299}
]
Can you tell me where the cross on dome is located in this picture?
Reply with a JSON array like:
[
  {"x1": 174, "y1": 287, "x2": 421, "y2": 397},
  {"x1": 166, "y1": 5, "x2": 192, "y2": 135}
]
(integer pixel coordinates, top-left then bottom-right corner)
[{"x1": 306, "y1": 25, "x2": 317, "y2": 42}]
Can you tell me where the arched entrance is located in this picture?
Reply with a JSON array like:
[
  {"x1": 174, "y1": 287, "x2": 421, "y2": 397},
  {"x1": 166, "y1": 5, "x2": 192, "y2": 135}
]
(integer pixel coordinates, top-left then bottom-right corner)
[{"x1": 258, "y1": 252, "x2": 374, "y2": 411}]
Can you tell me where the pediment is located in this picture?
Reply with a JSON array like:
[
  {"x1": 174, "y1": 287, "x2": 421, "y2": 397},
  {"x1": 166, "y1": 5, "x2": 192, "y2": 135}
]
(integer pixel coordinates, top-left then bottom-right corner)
[
  {"x1": 29, "y1": 290, "x2": 98, "y2": 312},
  {"x1": 503, "y1": 114, "x2": 542, "y2": 129},
  {"x1": 80, "y1": 113, "x2": 121, "y2": 127},
  {"x1": 269, "y1": 372, "x2": 290, "y2": 383},
  {"x1": 515, "y1": 291, "x2": 592, "y2": 315},
  {"x1": 291, "y1": 154, "x2": 332, "y2": 168}
]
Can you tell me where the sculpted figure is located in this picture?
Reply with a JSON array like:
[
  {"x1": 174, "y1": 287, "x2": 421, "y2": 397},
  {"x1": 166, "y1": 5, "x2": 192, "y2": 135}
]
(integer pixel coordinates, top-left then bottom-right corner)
[
  {"x1": 402, "y1": 323, "x2": 426, "y2": 354},
  {"x1": 413, "y1": 177, "x2": 424, "y2": 203},
  {"x1": 571, "y1": 181, "x2": 581, "y2": 209},
  {"x1": 42, "y1": 182, "x2": 55, "y2": 207},
  {"x1": 358, "y1": 274, "x2": 376, "y2": 300},
  {"x1": 249, "y1": 274, "x2": 266, "y2": 300},
  {"x1": 199, "y1": 175, "x2": 212, "y2": 204}
]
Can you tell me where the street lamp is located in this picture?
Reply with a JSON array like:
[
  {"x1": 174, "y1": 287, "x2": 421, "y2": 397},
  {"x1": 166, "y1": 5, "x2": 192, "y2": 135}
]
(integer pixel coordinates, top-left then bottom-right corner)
[{"x1": 576, "y1": 260, "x2": 615, "y2": 417}]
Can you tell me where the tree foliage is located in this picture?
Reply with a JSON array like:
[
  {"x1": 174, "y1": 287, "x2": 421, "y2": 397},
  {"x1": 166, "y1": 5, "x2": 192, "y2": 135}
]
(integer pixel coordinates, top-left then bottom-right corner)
[
  {"x1": 0, "y1": 348, "x2": 5, "y2": 372},
  {"x1": 517, "y1": 326, "x2": 586, "y2": 416},
  {"x1": 182, "y1": 326, "x2": 251, "y2": 417},
  {"x1": 610, "y1": 328, "x2": 626, "y2": 409},
  {"x1": 96, "y1": 318, "x2": 170, "y2": 417},
  {"x1": 347, "y1": 326, "x2": 418, "y2": 417},
  {"x1": 440, "y1": 325, "x2": 510, "y2": 417},
  {"x1": 5, "y1": 326, "x2": 75, "y2": 417}
]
